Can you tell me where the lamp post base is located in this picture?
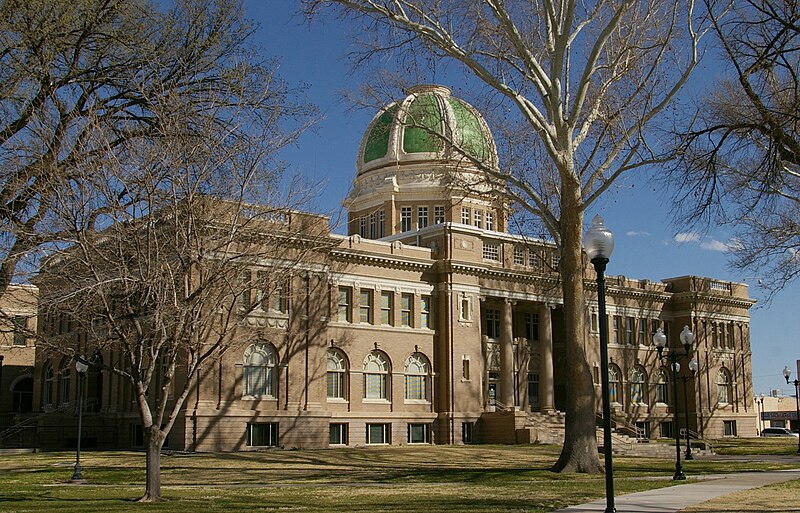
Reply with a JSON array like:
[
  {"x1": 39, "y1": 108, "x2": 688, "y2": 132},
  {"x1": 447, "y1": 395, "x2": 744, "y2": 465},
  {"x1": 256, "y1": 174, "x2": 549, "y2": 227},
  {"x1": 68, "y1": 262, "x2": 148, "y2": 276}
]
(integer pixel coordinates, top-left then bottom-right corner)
[
  {"x1": 70, "y1": 463, "x2": 83, "y2": 482},
  {"x1": 673, "y1": 469, "x2": 686, "y2": 481}
]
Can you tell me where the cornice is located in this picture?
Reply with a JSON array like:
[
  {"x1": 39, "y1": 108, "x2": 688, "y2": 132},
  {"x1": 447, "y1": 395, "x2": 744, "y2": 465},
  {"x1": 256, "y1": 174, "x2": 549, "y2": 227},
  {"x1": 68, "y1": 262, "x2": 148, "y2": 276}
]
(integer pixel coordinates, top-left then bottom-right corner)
[
  {"x1": 669, "y1": 291, "x2": 757, "y2": 310},
  {"x1": 329, "y1": 249, "x2": 433, "y2": 272}
]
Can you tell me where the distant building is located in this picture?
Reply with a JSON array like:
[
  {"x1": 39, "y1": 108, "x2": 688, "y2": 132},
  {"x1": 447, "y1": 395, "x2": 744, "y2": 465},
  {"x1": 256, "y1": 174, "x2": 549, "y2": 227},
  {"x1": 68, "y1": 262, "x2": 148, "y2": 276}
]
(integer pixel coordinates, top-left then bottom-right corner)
[
  {"x1": 0, "y1": 284, "x2": 38, "y2": 446},
  {"x1": 29, "y1": 85, "x2": 756, "y2": 451}
]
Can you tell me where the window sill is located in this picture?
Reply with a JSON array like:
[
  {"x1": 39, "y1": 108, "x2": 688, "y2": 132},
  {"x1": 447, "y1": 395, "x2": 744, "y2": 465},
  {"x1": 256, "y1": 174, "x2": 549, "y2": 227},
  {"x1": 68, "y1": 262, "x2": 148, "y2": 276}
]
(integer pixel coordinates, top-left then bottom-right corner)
[
  {"x1": 241, "y1": 395, "x2": 278, "y2": 401},
  {"x1": 362, "y1": 398, "x2": 391, "y2": 404},
  {"x1": 327, "y1": 398, "x2": 349, "y2": 404},
  {"x1": 404, "y1": 399, "x2": 431, "y2": 405}
]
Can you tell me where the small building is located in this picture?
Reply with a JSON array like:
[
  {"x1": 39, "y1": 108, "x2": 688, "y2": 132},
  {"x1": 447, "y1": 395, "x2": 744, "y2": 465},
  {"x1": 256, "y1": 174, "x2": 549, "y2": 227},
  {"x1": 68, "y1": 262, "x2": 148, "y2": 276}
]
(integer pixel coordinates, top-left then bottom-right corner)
[{"x1": 0, "y1": 284, "x2": 38, "y2": 446}]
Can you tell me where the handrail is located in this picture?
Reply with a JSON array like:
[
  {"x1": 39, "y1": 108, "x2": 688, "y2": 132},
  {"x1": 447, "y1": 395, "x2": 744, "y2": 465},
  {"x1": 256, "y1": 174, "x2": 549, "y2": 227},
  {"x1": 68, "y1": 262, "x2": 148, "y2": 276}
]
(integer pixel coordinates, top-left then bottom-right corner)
[{"x1": 0, "y1": 403, "x2": 73, "y2": 442}]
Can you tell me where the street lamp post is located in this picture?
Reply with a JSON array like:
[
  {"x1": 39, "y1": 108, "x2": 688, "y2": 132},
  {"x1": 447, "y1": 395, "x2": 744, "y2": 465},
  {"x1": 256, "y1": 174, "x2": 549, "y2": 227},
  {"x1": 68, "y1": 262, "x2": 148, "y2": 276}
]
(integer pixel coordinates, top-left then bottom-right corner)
[
  {"x1": 71, "y1": 357, "x2": 89, "y2": 482},
  {"x1": 782, "y1": 366, "x2": 800, "y2": 455},
  {"x1": 584, "y1": 215, "x2": 616, "y2": 513},
  {"x1": 756, "y1": 394, "x2": 765, "y2": 436},
  {"x1": 679, "y1": 359, "x2": 699, "y2": 460},
  {"x1": 654, "y1": 325, "x2": 694, "y2": 480}
]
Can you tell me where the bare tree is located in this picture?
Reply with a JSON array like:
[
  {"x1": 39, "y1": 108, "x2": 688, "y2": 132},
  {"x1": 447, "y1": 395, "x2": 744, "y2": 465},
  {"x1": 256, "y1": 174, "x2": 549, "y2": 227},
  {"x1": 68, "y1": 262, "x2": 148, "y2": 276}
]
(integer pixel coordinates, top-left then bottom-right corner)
[
  {"x1": 38, "y1": 105, "x2": 326, "y2": 501},
  {"x1": 15, "y1": 0, "x2": 319, "y2": 502},
  {"x1": 306, "y1": 0, "x2": 706, "y2": 472},
  {"x1": 672, "y1": 0, "x2": 800, "y2": 298},
  {"x1": 0, "y1": 0, "x2": 313, "y2": 294}
]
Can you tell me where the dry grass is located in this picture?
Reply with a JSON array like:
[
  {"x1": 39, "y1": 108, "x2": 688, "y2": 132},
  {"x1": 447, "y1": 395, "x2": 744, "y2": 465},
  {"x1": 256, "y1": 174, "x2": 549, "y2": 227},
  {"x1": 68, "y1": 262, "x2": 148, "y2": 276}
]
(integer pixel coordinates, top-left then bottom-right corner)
[
  {"x1": 682, "y1": 478, "x2": 800, "y2": 512},
  {"x1": 0, "y1": 445, "x2": 796, "y2": 512}
]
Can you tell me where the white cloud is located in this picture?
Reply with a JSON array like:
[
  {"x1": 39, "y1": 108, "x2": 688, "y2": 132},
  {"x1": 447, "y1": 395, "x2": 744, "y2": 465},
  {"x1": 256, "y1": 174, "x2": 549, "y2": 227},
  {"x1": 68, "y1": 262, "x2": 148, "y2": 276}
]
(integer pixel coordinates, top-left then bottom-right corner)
[
  {"x1": 626, "y1": 230, "x2": 650, "y2": 237},
  {"x1": 699, "y1": 239, "x2": 730, "y2": 252},
  {"x1": 674, "y1": 232, "x2": 700, "y2": 243}
]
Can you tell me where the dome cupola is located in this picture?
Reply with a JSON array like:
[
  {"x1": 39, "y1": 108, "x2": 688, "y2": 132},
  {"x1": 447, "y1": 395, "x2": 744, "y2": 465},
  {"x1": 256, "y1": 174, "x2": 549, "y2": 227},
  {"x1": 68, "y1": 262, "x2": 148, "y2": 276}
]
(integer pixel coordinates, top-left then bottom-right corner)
[
  {"x1": 346, "y1": 85, "x2": 505, "y2": 239},
  {"x1": 357, "y1": 84, "x2": 497, "y2": 175}
]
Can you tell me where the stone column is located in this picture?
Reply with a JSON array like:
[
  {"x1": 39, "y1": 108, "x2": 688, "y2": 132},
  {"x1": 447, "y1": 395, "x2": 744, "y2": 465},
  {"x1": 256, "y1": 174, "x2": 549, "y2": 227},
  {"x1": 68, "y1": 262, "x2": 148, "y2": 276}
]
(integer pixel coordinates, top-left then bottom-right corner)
[
  {"x1": 538, "y1": 304, "x2": 555, "y2": 413},
  {"x1": 500, "y1": 299, "x2": 515, "y2": 408}
]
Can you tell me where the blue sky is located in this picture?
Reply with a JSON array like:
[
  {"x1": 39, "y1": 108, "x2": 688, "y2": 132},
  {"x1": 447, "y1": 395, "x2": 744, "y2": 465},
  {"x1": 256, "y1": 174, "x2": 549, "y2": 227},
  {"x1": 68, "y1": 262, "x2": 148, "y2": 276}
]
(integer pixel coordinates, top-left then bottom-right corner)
[{"x1": 246, "y1": 2, "x2": 800, "y2": 401}]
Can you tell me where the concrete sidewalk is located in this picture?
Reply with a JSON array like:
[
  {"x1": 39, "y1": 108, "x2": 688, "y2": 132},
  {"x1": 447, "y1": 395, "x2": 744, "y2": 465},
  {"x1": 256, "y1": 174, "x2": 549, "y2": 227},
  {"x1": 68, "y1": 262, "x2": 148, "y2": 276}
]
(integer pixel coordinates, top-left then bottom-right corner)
[{"x1": 553, "y1": 469, "x2": 800, "y2": 513}]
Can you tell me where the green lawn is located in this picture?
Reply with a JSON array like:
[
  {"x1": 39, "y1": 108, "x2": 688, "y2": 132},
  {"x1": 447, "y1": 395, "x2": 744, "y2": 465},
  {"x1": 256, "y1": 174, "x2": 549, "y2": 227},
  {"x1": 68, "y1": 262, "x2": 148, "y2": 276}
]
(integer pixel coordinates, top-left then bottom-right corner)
[{"x1": 0, "y1": 445, "x2": 796, "y2": 512}]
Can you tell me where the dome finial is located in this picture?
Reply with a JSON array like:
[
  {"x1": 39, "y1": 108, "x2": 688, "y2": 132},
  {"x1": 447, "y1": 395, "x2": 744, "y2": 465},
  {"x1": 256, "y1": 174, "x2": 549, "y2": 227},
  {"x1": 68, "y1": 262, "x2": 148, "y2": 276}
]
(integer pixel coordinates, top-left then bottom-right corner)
[{"x1": 406, "y1": 84, "x2": 451, "y2": 96}]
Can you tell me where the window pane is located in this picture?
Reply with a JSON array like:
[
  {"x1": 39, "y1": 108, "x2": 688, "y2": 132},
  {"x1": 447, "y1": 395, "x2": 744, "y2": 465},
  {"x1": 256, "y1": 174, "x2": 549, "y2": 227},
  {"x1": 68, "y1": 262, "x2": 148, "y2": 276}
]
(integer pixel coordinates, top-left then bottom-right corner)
[{"x1": 405, "y1": 375, "x2": 426, "y2": 400}]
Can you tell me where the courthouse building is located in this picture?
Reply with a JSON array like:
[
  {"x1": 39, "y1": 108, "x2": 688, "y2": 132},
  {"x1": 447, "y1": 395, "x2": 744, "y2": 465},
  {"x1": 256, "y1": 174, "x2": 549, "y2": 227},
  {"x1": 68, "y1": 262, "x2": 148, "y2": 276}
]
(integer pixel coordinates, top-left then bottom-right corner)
[{"x1": 30, "y1": 85, "x2": 756, "y2": 451}]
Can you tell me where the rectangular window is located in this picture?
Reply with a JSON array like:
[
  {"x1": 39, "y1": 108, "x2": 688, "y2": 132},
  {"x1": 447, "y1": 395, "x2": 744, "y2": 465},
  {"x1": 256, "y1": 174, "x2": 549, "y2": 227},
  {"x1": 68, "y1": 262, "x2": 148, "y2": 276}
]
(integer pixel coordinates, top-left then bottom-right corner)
[
  {"x1": 329, "y1": 423, "x2": 348, "y2": 445},
  {"x1": 364, "y1": 373, "x2": 387, "y2": 399},
  {"x1": 613, "y1": 316, "x2": 622, "y2": 344},
  {"x1": 482, "y1": 242, "x2": 499, "y2": 260},
  {"x1": 462, "y1": 358, "x2": 470, "y2": 380},
  {"x1": 590, "y1": 313, "x2": 598, "y2": 333},
  {"x1": 525, "y1": 313, "x2": 539, "y2": 341},
  {"x1": 513, "y1": 246, "x2": 525, "y2": 265},
  {"x1": 13, "y1": 316, "x2": 28, "y2": 346},
  {"x1": 485, "y1": 308, "x2": 501, "y2": 339},
  {"x1": 380, "y1": 291, "x2": 394, "y2": 325},
  {"x1": 327, "y1": 368, "x2": 345, "y2": 399},
  {"x1": 379, "y1": 210, "x2": 385, "y2": 238},
  {"x1": 400, "y1": 293, "x2": 413, "y2": 327},
  {"x1": 462, "y1": 422, "x2": 474, "y2": 444},
  {"x1": 338, "y1": 287, "x2": 352, "y2": 323},
  {"x1": 551, "y1": 251, "x2": 561, "y2": 269},
  {"x1": 434, "y1": 205, "x2": 446, "y2": 224},
  {"x1": 461, "y1": 207, "x2": 471, "y2": 225},
  {"x1": 486, "y1": 211, "x2": 494, "y2": 231},
  {"x1": 359, "y1": 289, "x2": 373, "y2": 324},
  {"x1": 247, "y1": 423, "x2": 278, "y2": 447},
  {"x1": 366, "y1": 423, "x2": 390, "y2": 444},
  {"x1": 408, "y1": 423, "x2": 431, "y2": 444},
  {"x1": 626, "y1": 317, "x2": 635, "y2": 345},
  {"x1": 359, "y1": 216, "x2": 367, "y2": 237},
  {"x1": 239, "y1": 271, "x2": 252, "y2": 310},
  {"x1": 420, "y1": 295, "x2": 432, "y2": 329},
  {"x1": 528, "y1": 249, "x2": 541, "y2": 268},
  {"x1": 651, "y1": 319, "x2": 661, "y2": 338},
  {"x1": 473, "y1": 209, "x2": 483, "y2": 229},
  {"x1": 130, "y1": 424, "x2": 145, "y2": 448},
  {"x1": 417, "y1": 206, "x2": 429, "y2": 229},
  {"x1": 660, "y1": 421, "x2": 674, "y2": 438},
  {"x1": 638, "y1": 319, "x2": 647, "y2": 345},
  {"x1": 405, "y1": 374, "x2": 426, "y2": 400},
  {"x1": 369, "y1": 213, "x2": 376, "y2": 239},
  {"x1": 723, "y1": 420, "x2": 737, "y2": 437},
  {"x1": 400, "y1": 206, "x2": 412, "y2": 232},
  {"x1": 270, "y1": 281, "x2": 287, "y2": 314},
  {"x1": 459, "y1": 297, "x2": 471, "y2": 321}
]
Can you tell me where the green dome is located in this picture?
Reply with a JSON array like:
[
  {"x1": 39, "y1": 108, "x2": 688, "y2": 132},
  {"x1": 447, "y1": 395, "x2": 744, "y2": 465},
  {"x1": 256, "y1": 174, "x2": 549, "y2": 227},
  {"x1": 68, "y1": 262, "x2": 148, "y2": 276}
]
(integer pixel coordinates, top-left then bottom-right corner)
[{"x1": 358, "y1": 85, "x2": 496, "y2": 174}]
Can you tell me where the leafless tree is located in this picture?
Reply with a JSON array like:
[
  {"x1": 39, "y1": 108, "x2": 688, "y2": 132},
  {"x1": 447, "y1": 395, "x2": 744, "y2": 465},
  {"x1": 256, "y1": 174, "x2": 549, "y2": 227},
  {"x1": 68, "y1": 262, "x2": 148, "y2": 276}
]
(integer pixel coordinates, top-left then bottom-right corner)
[
  {"x1": 671, "y1": 0, "x2": 800, "y2": 298},
  {"x1": 0, "y1": 0, "x2": 314, "y2": 294},
  {"x1": 38, "y1": 105, "x2": 327, "y2": 501},
  {"x1": 11, "y1": 0, "x2": 319, "y2": 502},
  {"x1": 305, "y1": 0, "x2": 707, "y2": 473}
]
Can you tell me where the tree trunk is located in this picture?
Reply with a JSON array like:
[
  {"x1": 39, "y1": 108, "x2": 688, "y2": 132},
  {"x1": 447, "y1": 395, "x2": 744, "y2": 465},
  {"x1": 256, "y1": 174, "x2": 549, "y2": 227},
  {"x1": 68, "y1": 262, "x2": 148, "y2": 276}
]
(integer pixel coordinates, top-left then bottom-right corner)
[
  {"x1": 139, "y1": 426, "x2": 165, "y2": 502},
  {"x1": 552, "y1": 178, "x2": 603, "y2": 473}
]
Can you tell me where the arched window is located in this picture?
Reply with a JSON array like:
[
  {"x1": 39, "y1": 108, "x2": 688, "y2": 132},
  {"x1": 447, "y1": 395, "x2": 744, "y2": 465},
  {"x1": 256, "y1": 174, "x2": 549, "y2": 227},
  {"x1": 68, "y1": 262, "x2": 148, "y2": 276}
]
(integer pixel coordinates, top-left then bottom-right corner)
[
  {"x1": 363, "y1": 351, "x2": 390, "y2": 400},
  {"x1": 629, "y1": 366, "x2": 647, "y2": 405},
  {"x1": 608, "y1": 364, "x2": 622, "y2": 404},
  {"x1": 717, "y1": 368, "x2": 732, "y2": 405},
  {"x1": 655, "y1": 368, "x2": 669, "y2": 404},
  {"x1": 58, "y1": 358, "x2": 71, "y2": 404},
  {"x1": 12, "y1": 376, "x2": 33, "y2": 414},
  {"x1": 404, "y1": 353, "x2": 430, "y2": 401},
  {"x1": 327, "y1": 349, "x2": 348, "y2": 400},
  {"x1": 41, "y1": 361, "x2": 54, "y2": 407},
  {"x1": 243, "y1": 344, "x2": 277, "y2": 398}
]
